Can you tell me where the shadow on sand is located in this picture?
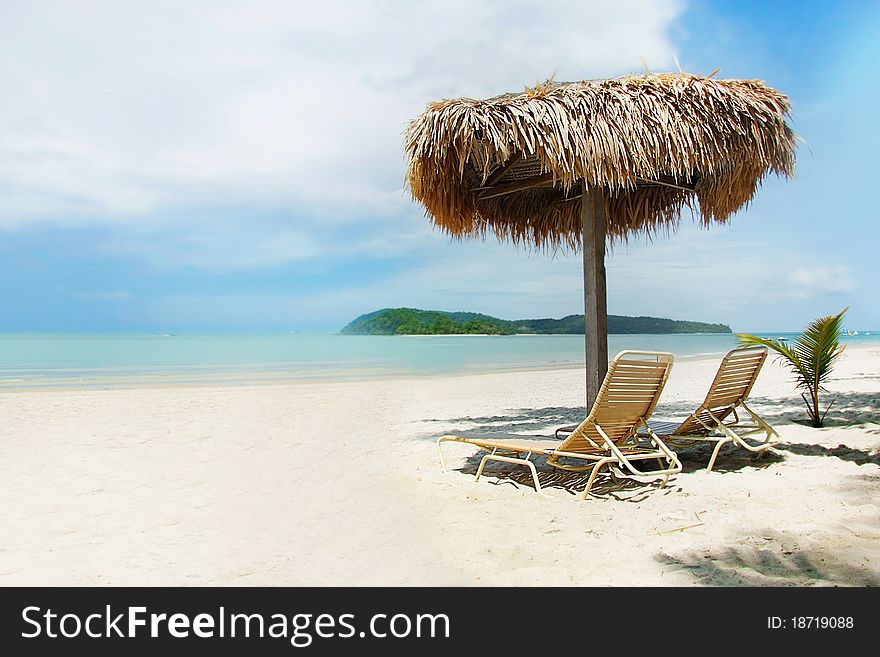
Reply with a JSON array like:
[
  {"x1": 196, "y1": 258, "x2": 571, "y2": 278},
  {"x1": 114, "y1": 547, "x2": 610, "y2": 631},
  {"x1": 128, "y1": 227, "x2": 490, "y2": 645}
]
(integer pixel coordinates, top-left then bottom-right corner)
[
  {"x1": 743, "y1": 391, "x2": 880, "y2": 428},
  {"x1": 656, "y1": 446, "x2": 880, "y2": 586},
  {"x1": 426, "y1": 389, "x2": 880, "y2": 480},
  {"x1": 425, "y1": 389, "x2": 880, "y2": 582},
  {"x1": 441, "y1": 442, "x2": 784, "y2": 500},
  {"x1": 450, "y1": 451, "x2": 680, "y2": 501},
  {"x1": 429, "y1": 403, "x2": 785, "y2": 492},
  {"x1": 427, "y1": 390, "x2": 879, "y2": 435},
  {"x1": 656, "y1": 528, "x2": 880, "y2": 586}
]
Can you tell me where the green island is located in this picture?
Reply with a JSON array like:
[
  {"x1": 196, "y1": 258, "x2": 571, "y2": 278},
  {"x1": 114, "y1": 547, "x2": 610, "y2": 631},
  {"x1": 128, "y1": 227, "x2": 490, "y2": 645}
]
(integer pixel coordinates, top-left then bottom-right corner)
[{"x1": 340, "y1": 308, "x2": 731, "y2": 336}]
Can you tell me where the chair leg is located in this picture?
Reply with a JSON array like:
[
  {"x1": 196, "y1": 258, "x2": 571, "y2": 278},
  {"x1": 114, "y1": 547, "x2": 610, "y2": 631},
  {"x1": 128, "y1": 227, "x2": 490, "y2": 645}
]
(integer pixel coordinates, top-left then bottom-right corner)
[
  {"x1": 578, "y1": 458, "x2": 614, "y2": 501},
  {"x1": 475, "y1": 453, "x2": 492, "y2": 481},
  {"x1": 436, "y1": 437, "x2": 449, "y2": 472},
  {"x1": 476, "y1": 452, "x2": 550, "y2": 498},
  {"x1": 706, "y1": 438, "x2": 731, "y2": 472},
  {"x1": 756, "y1": 422, "x2": 784, "y2": 456},
  {"x1": 756, "y1": 432, "x2": 771, "y2": 459},
  {"x1": 524, "y1": 459, "x2": 543, "y2": 495}
]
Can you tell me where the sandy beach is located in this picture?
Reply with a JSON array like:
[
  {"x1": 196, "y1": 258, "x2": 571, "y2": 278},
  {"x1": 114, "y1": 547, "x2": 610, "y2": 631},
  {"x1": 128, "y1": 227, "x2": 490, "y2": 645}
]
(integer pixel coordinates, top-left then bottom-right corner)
[{"x1": 1, "y1": 345, "x2": 878, "y2": 587}]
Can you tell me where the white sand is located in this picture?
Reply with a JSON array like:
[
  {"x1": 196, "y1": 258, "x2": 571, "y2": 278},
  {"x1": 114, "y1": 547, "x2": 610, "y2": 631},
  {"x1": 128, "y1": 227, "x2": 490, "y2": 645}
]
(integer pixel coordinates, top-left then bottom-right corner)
[{"x1": 1, "y1": 345, "x2": 878, "y2": 586}]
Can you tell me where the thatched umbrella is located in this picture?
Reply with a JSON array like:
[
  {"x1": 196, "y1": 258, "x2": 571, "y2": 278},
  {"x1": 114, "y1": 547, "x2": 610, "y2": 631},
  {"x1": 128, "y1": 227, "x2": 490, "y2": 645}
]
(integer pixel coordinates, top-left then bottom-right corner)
[{"x1": 405, "y1": 73, "x2": 796, "y2": 408}]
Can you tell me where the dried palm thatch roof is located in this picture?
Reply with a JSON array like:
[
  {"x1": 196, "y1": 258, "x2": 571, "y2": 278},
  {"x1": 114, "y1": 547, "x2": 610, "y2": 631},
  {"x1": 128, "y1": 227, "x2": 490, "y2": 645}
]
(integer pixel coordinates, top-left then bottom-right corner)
[{"x1": 405, "y1": 73, "x2": 796, "y2": 250}]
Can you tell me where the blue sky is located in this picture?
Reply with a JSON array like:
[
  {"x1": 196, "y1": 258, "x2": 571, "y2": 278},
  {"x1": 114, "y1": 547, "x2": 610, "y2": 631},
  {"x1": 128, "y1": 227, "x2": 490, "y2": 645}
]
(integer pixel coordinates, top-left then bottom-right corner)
[{"x1": 0, "y1": 0, "x2": 877, "y2": 333}]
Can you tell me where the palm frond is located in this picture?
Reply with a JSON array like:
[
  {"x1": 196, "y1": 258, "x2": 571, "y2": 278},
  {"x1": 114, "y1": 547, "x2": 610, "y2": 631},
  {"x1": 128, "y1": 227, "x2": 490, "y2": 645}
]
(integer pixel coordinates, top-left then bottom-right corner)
[
  {"x1": 790, "y1": 308, "x2": 847, "y2": 392},
  {"x1": 736, "y1": 308, "x2": 847, "y2": 427},
  {"x1": 735, "y1": 333, "x2": 809, "y2": 384}
]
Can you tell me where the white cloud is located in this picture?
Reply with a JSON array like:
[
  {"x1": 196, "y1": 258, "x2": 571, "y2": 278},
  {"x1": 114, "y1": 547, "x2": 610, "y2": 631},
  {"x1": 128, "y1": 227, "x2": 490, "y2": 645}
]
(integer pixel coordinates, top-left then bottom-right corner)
[
  {"x1": 90, "y1": 211, "x2": 440, "y2": 272},
  {"x1": 0, "y1": 0, "x2": 683, "y2": 226},
  {"x1": 286, "y1": 221, "x2": 863, "y2": 332},
  {"x1": 2, "y1": 2, "x2": 871, "y2": 333},
  {"x1": 98, "y1": 221, "x2": 328, "y2": 272},
  {"x1": 787, "y1": 266, "x2": 855, "y2": 299},
  {"x1": 132, "y1": 218, "x2": 864, "y2": 332}
]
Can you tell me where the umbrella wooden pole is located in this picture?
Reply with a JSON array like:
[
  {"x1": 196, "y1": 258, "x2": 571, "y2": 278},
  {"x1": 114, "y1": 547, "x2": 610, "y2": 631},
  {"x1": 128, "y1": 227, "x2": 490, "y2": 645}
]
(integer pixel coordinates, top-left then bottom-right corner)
[{"x1": 582, "y1": 188, "x2": 608, "y2": 410}]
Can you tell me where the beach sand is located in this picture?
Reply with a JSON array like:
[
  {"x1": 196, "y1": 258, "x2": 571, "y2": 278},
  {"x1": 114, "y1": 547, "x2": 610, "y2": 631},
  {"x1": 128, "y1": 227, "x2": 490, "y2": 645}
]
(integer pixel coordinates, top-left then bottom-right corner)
[{"x1": 1, "y1": 345, "x2": 878, "y2": 586}]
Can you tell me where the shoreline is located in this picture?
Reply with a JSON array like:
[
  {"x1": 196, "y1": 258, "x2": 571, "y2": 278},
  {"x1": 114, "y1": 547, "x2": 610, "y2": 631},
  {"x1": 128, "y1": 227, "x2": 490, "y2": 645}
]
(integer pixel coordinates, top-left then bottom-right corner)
[
  {"x1": 2, "y1": 342, "x2": 878, "y2": 393},
  {"x1": 0, "y1": 349, "x2": 748, "y2": 393}
]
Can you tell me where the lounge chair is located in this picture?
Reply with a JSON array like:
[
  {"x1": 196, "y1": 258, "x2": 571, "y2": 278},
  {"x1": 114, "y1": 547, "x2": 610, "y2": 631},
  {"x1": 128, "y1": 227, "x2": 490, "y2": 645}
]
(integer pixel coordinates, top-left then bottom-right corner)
[
  {"x1": 436, "y1": 351, "x2": 682, "y2": 500},
  {"x1": 556, "y1": 346, "x2": 780, "y2": 472}
]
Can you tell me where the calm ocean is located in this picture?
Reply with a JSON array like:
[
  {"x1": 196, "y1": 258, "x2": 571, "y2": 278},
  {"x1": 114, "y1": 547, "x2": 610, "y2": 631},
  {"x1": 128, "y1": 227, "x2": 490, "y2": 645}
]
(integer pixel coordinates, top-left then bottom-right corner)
[{"x1": 1, "y1": 333, "x2": 878, "y2": 389}]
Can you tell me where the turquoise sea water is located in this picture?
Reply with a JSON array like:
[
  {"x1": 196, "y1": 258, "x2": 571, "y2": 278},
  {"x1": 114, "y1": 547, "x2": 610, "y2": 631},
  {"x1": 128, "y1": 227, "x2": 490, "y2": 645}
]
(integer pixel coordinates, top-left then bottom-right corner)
[{"x1": 1, "y1": 332, "x2": 879, "y2": 389}]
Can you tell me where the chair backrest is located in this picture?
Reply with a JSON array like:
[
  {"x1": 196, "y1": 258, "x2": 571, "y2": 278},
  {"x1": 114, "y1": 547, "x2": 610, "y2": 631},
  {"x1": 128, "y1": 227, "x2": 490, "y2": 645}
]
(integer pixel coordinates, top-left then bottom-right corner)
[
  {"x1": 560, "y1": 351, "x2": 674, "y2": 453},
  {"x1": 673, "y1": 345, "x2": 767, "y2": 435}
]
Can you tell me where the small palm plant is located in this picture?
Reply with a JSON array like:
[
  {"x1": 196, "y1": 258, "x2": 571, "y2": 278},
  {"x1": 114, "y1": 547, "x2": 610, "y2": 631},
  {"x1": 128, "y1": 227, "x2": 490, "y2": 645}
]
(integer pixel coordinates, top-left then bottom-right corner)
[{"x1": 736, "y1": 308, "x2": 847, "y2": 428}]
